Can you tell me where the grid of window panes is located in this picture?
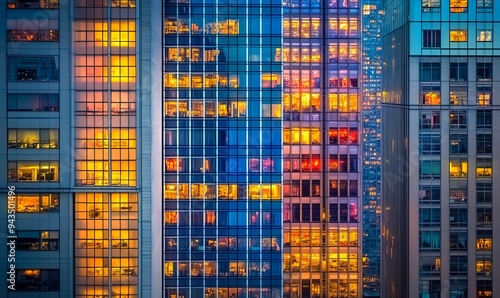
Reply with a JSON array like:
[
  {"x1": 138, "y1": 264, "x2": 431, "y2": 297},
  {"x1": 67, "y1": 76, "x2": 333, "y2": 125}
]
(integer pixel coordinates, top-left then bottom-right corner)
[
  {"x1": 282, "y1": 0, "x2": 361, "y2": 297},
  {"x1": 74, "y1": 1, "x2": 137, "y2": 187},
  {"x1": 361, "y1": 1, "x2": 382, "y2": 296},
  {"x1": 74, "y1": 193, "x2": 139, "y2": 298},
  {"x1": 162, "y1": 0, "x2": 282, "y2": 297},
  {"x1": 418, "y1": 56, "x2": 496, "y2": 297},
  {"x1": 72, "y1": 0, "x2": 138, "y2": 297}
]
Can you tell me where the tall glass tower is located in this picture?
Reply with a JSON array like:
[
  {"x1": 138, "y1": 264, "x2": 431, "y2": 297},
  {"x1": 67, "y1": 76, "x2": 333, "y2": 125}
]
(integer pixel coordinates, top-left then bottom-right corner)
[
  {"x1": 382, "y1": 0, "x2": 499, "y2": 297},
  {"x1": 282, "y1": 0, "x2": 362, "y2": 296},
  {"x1": 162, "y1": 0, "x2": 283, "y2": 296},
  {"x1": 361, "y1": 1, "x2": 382, "y2": 297}
]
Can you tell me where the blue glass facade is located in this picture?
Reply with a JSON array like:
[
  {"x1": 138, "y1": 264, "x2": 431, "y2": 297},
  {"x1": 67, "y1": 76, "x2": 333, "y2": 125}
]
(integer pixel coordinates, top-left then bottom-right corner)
[
  {"x1": 361, "y1": 1, "x2": 382, "y2": 297},
  {"x1": 162, "y1": 0, "x2": 283, "y2": 296}
]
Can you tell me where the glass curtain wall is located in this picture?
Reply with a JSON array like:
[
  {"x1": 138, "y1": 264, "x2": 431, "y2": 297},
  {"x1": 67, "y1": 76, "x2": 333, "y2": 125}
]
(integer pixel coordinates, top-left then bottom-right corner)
[{"x1": 162, "y1": 0, "x2": 282, "y2": 297}]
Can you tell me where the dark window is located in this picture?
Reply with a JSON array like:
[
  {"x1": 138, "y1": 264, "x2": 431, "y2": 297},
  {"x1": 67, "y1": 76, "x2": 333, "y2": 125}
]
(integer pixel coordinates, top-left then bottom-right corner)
[
  {"x1": 450, "y1": 231, "x2": 467, "y2": 251},
  {"x1": 449, "y1": 110, "x2": 467, "y2": 129},
  {"x1": 8, "y1": 94, "x2": 59, "y2": 111},
  {"x1": 450, "y1": 62, "x2": 467, "y2": 81},
  {"x1": 329, "y1": 204, "x2": 338, "y2": 222},
  {"x1": 349, "y1": 180, "x2": 358, "y2": 197},
  {"x1": 423, "y1": 30, "x2": 441, "y2": 48},
  {"x1": 311, "y1": 204, "x2": 320, "y2": 222},
  {"x1": 419, "y1": 185, "x2": 440, "y2": 204},
  {"x1": 330, "y1": 180, "x2": 338, "y2": 197},
  {"x1": 349, "y1": 155, "x2": 358, "y2": 172},
  {"x1": 15, "y1": 269, "x2": 59, "y2": 292},
  {"x1": 450, "y1": 208, "x2": 467, "y2": 227},
  {"x1": 7, "y1": 0, "x2": 60, "y2": 8},
  {"x1": 292, "y1": 203, "x2": 300, "y2": 222},
  {"x1": 477, "y1": 182, "x2": 492, "y2": 203},
  {"x1": 477, "y1": 110, "x2": 492, "y2": 128},
  {"x1": 420, "y1": 133, "x2": 441, "y2": 155},
  {"x1": 301, "y1": 180, "x2": 310, "y2": 197},
  {"x1": 449, "y1": 133, "x2": 467, "y2": 154},
  {"x1": 420, "y1": 161, "x2": 441, "y2": 178},
  {"x1": 8, "y1": 56, "x2": 59, "y2": 81},
  {"x1": 477, "y1": 134, "x2": 492, "y2": 154},
  {"x1": 339, "y1": 203, "x2": 348, "y2": 222},
  {"x1": 477, "y1": 62, "x2": 492, "y2": 81},
  {"x1": 420, "y1": 111, "x2": 440, "y2": 129},
  {"x1": 420, "y1": 63, "x2": 441, "y2": 81},
  {"x1": 477, "y1": 280, "x2": 492, "y2": 298},
  {"x1": 302, "y1": 204, "x2": 310, "y2": 222},
  {"x1": 419, "y1": 208, "x2": 441, "y2": 226},
  {"x1": 477, "y1": 208, "x2": 492, "y2": 226},
  {"x1": 339, "y1": 180, "x2": 348, "y2": 197},
  {"x1": 450, "y1": 255, "x2": 468, "y2": 276},
  {"x1": 419, "y1": 231, "x2": 441, "y2": 250}
]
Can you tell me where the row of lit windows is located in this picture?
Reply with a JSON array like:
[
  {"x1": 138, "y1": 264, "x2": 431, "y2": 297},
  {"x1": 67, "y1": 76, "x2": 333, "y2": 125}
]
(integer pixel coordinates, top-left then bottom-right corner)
[
  {"x1": 7, "y1": 0, "x2": 58, "y2": 9},
  {"x1": 164, "y1": 184, "x2": 281, "y2": 200},
  {"x1": 283, "y1": 154, "x2": 358, "y2": 173},
  {"x1": 283, "y1": 93, "x2": 358, "y2": 112},
  {"x1": 8, "y1": 129, "x2": 58, "y2": 149},
  {"x1": 164, "y1": 18, "x2": 239, "y2": 35},
  {"x1": 283, "y1": 19, "x2": 358, "y2": 39},
  {"x1": 422, "y1": 89, "x2": 492, "y2": 105},
  {"x1": 166, "y1": 288, "x2": 278, "y2": 298},
  {"x1": 166, "y1": 48, "x2": 220, "y2": 62},
  {"x1": 74, "y1": 55, "x2": 136, "y2": 83},
  {"x1": 285, "y1": 253, "x2": 357, "y2": 272},
  {"x1": 280, "y1": 44, "x2": 358, "y2": 64},
  {"x1": 8, "y1": 161, "x2": 58, "y2": 182},
  {"x1": 165, "y1": 236, "x2": 280, "y2": 252},
  {"x1": 164, "y1": 73, "x2": 239, "y2": 88},
  {"x1": 423, "y1": 0, "x2": 491, "y2": 12},
  {"x1": 8, "y1": 30, "x2": 59, "y2": 42},
  {"x1": 75, "y1": 193, "x2": 138, "y2": 297},
  {"x1": 14, "y1": 193, "x2": 59, "y2": 213},
  {"x1": 283, "y1": 229, "x2": 358, "y2": 246},
  {"x1": 164, "y1": 101, "x2": 281, "y2": 118},
  {"x1": 75, "y1": 161, "x2": 136, "y2": 187}
]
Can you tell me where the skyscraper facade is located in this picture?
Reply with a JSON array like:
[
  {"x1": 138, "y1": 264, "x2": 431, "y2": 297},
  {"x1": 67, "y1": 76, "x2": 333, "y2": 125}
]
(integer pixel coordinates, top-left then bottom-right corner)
[
  {"x1": 361, "y1": 1, "x2": 382, "y2": 297},
  {"x1": 0, "y1": 0, "x2": 163, "y2": 297},
  {"x1": 162, "y1": 0, "x2": 283, "y2": 297},
  {"x1": 282, "y1": 0, "x2": 362, "y2": 296},
  {"x1": 381, "y1": 0, "x2": 499, "y2": 297}
]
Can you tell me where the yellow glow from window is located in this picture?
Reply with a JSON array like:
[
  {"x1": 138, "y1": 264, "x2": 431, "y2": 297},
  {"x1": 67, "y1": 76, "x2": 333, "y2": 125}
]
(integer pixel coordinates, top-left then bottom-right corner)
[
  {"x1": 478, "y1": 93, "x2": 490, "y2": 106},
  {"x1": 95, "y1": 21, "x2": 136, "y2": 47},
  {"x1": 110, "y1": 56, "x2": 136, "y2": 82},
  {"x1": 450, "y1": 30, "x2": 467, "y2": 41},
  {"x1": 450, "y1": 0, "x2": 467, "y2": 12},
  {"x1": 449, "y1": 161, "x2": 467, "y2": 177},
  {"x1": 423, "y1": 92, "x2": 441, "y2": 105}
]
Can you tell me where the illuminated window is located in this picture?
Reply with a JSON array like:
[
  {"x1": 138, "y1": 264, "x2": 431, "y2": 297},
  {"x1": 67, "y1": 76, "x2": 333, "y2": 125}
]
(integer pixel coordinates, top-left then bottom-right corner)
[
  {"x1": 476, "y1": 258, "x2": 492, "y2": 275},
  {"x1": 449, "y1": 159, "x2": 467, "y2": 177},
  {"x1": 450, "y1": 0, "x2": 467, "y2": 12},
  {"x1": 450, "y1": 30, "x2": 467, "y2": 42},
  {"x1": 476, "y1": 158, "x2": 492, "y2": 177},
  {"x1": 421, "y1": 86, "x2": 441, "y2": 105},
  {"x1": 7, "y1": 0, "x2": 59, "y2": 8},
  {"x1": 477, "y1": 30, "x2": 492, "y2": 42},
  {"x1": 16, "y1": 194, "x2": 59, "y2": 213},
  {"x1": 17, "y1": 269, "x2": 59, "y2": 292},
  {"x1": 476, "y1": 230, "x2": 492, "y2": 250},
  {"x1": 164, "y1": 211, "x2": 177, "y2": 225},
  {"x1": 449, "y1": 86, "x2": 467, "y2": 105},
  {"x1": 262, "y1": 74, "x2": 281, "y2": 88},
  {"x1": 164, "y1": 262, "x2": 175, "y2": 277},
  {"x1": 8, "y1": 161, "x2": 59, "y2": 182},
  {"x1": 8, "y1": 129, "x2": 58, "y2": 149}
]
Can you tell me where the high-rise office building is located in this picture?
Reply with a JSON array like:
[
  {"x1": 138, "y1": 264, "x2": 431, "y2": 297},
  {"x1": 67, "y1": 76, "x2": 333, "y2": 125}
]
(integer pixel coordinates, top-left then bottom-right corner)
[
  {"x1": 282, "y1": 0, "x2": 362, "y2": 297},
  {"x1": 0, "y1": 0, "x2": 163, "y2": 297},
  {"x1": 381, "y1": 0, "x2": 498, "y2": 297},
  {"x1": 361, "y1": 1, "x2": 382, "y2": 297},
  {"x1": 162, "y1": 0, "x2": 283, "y2": 297}
]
